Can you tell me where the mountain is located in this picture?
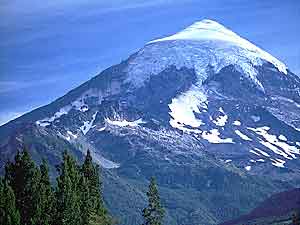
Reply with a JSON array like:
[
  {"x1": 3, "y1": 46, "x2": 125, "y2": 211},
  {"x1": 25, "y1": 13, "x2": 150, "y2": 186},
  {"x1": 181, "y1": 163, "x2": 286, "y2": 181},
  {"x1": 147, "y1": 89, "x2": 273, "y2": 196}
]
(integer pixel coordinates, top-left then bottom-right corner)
[
  {"x1": 221, "y1": 188, "x2": 300, "y2": 225},
  {"x1": 0, "y1": 19, "x2": 300, "y2": 225}
]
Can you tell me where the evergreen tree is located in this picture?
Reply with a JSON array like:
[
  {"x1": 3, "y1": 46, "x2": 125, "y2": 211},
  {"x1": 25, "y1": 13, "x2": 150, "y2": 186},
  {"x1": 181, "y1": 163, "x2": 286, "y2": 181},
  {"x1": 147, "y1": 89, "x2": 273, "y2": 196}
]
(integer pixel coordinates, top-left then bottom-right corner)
[
  {"x1": 0, "y1": 179, "x2": 20, "y2": 225},
  {"x1": 292, "y1": 197, "x2": 300, "y2": 225},
  {"x1": 293, "y1": 213, "x2": 300, "y2": 225},
  {"x1": 142, "y1": 177, "x2": 165, "y2": 225},
  {"x1": 81, "y1": 149, "x2": 112, "y2": 225},
  {"x1": 31, "y1": 159, "x2": 55, "y2": 225},
  {"x1": 1, "y1": 149, "x2": 115, "y2": 225},
  {"x1": 4, "y1": 150, "x2": 40, "y2": 225},
  {"x1": 55, "y1": 150, "x2": 82, "y2": 225}
]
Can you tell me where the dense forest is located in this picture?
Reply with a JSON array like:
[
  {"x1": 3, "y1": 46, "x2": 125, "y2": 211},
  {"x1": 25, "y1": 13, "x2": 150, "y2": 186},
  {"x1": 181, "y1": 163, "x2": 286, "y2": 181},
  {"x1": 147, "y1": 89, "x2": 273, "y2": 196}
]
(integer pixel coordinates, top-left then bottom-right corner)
[
  {"x1": 0, "y1": 150, "x2": 164, "y2": 225},
  {"x1": 3, "y1": 149, "x2": 300, "y2": 225}
]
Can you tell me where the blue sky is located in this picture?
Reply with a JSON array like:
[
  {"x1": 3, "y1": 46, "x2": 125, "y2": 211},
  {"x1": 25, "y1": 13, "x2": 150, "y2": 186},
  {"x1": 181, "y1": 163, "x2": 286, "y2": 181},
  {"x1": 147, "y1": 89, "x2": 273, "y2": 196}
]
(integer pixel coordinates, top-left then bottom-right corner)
[{"x1": 0, "y1": 0, "x2": 300, "y2": 125}]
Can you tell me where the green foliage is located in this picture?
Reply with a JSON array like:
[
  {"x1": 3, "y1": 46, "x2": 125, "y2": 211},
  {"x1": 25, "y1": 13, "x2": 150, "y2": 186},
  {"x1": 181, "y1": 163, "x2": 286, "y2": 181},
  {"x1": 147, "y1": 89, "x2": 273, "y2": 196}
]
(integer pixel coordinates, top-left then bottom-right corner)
[
  {"x1": 88, "y1": 211, "x2": 117, "y2": 225},
  {"x1": 55, "y1": 149, "x2": 114, "y2": 225},
  {"x1": 81, "y1": 149, "x2": 113, "y2": 225},
  {"x1": 1, "y1": 149, "x2": 114, "y2": 225},
  {"x1": 55, "y1": 150, "x2": 83, "y2": 225},
  {"x1": 142, "y1": 177, "x2": 165, "y2": 225},
  {"x1": 293, "y1": 211, "x2": 300, "y2": 225},
  {"x1": 0, "y1": 179, "x2": 20, "y2": 225},
  {"x1": 31, "y1": 159, "x2": 55, "y2": 225},
  {"x1": 4, "y1": 150, "x2": 40, "y2": 225}
]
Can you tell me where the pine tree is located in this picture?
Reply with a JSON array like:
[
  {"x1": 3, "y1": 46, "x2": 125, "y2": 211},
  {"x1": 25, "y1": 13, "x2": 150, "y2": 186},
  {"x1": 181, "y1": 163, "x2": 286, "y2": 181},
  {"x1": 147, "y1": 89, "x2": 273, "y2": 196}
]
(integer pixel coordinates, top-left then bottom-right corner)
[
  {"x1": 4, "y1": 150, "x2": 40, "y2": 225},
  {"x1": 55, "y1": 150, "x2": 82, "y2": 225},
  {"x1": 81, "y1": 149, "x2": 112, "y2": 225},
  {"x1": 142, "y1": 177, "x2": 165, "y2": 225},
  {"x1": 0, "y1": 179, "x2": 20, "y2": 225},
  {"x1": 293, "y1": 213, "x2": 300, "y2": 225},
  {"x1": 31, "y1": 159, "x2": 55, "y2": 225},
  {"x1": 293, "y1": 197, "x2": 300, "y2": 225}
]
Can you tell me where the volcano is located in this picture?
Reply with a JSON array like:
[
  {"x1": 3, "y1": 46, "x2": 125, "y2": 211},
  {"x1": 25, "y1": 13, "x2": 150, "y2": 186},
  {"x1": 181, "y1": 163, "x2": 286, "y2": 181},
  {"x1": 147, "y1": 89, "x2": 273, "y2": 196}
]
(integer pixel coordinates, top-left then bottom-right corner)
[{"x1": 1, "y1": 19, "x2": 300, "y2": 225}]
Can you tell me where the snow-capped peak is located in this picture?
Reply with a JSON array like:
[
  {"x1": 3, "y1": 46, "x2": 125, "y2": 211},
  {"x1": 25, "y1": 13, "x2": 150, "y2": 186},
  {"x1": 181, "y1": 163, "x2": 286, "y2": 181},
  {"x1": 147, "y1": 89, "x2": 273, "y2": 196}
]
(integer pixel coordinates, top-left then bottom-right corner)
[
  {"x1": 149, "y1": 19, "x2": 241, "y2": 43},
  {"x1": 126, "y1": 19, "x2": 288, "y2": 90},
  {"x1": 124, "y1": 19, "x2": 292, "y2": 137},
  {"x1": 148, "y1": 19, "x2": 287, "y2": 75}
]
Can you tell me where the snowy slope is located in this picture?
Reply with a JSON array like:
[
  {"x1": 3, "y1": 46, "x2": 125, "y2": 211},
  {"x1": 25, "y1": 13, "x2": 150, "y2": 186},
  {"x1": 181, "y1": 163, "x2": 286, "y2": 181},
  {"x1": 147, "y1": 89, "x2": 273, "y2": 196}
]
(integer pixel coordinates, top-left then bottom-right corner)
[
  {"x1": 126, "y1": 19, "x2": 287, "y2": 90},
  {"x1": 149, "y1": 19, "x2": 287, "y2": 74},
  {"x1": 22, "y1": 19, "x2": 299, "y2": 173},
  {"x1": 1, "y1": 18, "x2": 300, "y2": 225}
]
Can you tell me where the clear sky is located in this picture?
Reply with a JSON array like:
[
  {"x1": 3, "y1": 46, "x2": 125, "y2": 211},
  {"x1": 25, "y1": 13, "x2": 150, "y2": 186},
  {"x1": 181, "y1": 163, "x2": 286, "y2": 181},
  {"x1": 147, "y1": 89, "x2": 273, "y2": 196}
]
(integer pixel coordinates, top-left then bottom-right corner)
[{"x1": 0, "y1": 0, "x2": 299, "y2": 125}]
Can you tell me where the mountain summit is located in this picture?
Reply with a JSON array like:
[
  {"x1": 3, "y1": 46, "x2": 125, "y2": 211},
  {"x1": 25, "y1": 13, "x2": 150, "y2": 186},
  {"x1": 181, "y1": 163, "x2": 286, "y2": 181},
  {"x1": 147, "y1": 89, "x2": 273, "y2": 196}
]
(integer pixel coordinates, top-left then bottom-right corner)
[
  {"x1": 150, "y1": 19, "x2": 287, "y2": 73},
  {"x1": 149, "y1": 19, "x2": 287, "y2": 76},
  {"x1": 127, "y1": 19, "x2": 287, "y2": 90},
  {"x1": 0, "y1": 19, "x2": 300, "y2": 225}
]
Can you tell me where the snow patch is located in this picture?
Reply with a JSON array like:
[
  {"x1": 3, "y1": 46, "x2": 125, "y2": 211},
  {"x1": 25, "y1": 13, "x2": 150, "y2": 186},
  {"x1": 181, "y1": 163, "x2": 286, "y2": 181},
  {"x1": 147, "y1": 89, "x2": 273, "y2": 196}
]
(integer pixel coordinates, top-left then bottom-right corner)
[
  {"x1": 201, "y1": 129, "x2": 234, "y2": 144},
  {"x1": 36, "y1": 121, "x2": 50, "y2": 127},
  {"x1": 212, "y1": 108, "x2": 228, "y2": 126},
  {"x1": 36, "y1": 90, "x2": 104, "y2": 127},
  {"x1": 48, "y1": 106, "x2": 72, "y2": 122},
  {"x1": 260, "y1": 141, "x2": 291, "y2": 159},
  {"x1": 58, "y1": 131, "x2": 74, "y2": 142},
  {"x1": 251, "y1": 115, "x2": 260, "y2": 122},
  {"x1": 80, "y1": 112, "x2": 98, "y2": 135},
  {"x1": 67, "y1": 130, "x2": 78, "y2": 139},
  {"x1": 71, "y1": 98, "x2": 89, "y2": 112},
  {"x1": 254, "y1": 148, "x2": 270, "y2": 157},
  {"x1": 245, "y1": 166, "x2": 251, "y2": 171},
  {"x1": 36, "y1": 106, "x2": 72, "y2": 126},
  {"x1": 250, "y1": 149, "x2": 261, "y2": 156},
  {"x1": 271, "y1": 158, "x2": 285, "y2": 168},
  {"x1": 248, "y1": 126, "x2": 300, "y2": 159},
  {"x1": 235, "y1": 130, "x2": 252, "y2": 141},
  {"x1": 63, "y1": 135, "x2": 71, "y2": 141},
  {"x1": 278, "y1": 135, "x2": 287, "y2": 141},
  {"x1": 233, "y1": 120, "x2": 241, "y2": 126},
  {"x1": 105, "y1": 118, "x2": 145, "y2": 127},
  {"x1": 257, "y1": 159, "x2": 265, "y2": 162},
  {"x1": 97, "y1": 126, "x2": 106, "y2": 132},
  {"x1": 169, "y1": 86, "x2": 206, "y2": 131}
]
